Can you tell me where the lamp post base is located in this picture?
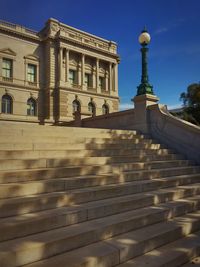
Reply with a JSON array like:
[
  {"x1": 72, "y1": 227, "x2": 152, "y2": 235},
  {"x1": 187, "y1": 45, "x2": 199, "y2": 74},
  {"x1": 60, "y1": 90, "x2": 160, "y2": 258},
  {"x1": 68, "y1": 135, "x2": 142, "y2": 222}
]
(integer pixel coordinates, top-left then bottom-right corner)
[
  {"x1": 133, "y1": 94, "x2": 159, "y2": 133},
  {"x1": 137, "y1": 83, "x2": 154, "y2": 96}
]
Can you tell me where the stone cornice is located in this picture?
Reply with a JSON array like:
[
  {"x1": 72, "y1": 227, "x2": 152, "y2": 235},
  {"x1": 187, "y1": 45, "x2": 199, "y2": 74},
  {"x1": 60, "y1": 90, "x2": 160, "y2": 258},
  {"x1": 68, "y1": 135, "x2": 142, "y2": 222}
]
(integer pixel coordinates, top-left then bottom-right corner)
[
  {"x1": 58, "y1": 35, "x2": 120, "y2": 62},
  {"x1": 0, "y1": 19, "x2": 40, "y2": 42},
  {"x1": 39, "y1": 18, "x2": 118, "y2": 57},
  {"x1": 0, "y1": 19, "x2": 120, "y2": 61},
  {"x1": 57, "y1": 86, "x2": 120, "y2": 100},
  {"x1": 0, "y1": 80, "x2": 43, "y2": 91}
]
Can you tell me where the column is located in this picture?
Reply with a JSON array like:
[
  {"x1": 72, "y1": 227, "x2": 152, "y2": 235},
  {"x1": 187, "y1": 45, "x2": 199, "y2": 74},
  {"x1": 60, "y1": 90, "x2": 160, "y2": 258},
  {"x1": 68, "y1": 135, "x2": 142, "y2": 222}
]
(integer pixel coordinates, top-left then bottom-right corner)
[
  {"x1": 59, "y1": 47, "x2": 64, "y2": 83},
  {"x1": 92, "y1": 67, "x2": 96, "y2": 89},
  {"x1": 114, "y1": 63, "x2": 118, "y2": 93},
  {"x1": 109, "y1": 62, "x2": 112, "y2": 91},
  {"x1": 65, "y1": 49, "x2": 69, "y2": 84},
  {"x1": 105, "y1": 71, "x2": 109, "y2": 92},
  {"x1": 96, "y1": 58, "x2": 100, "y2": 93},
  {"x1": 81, "y1": 54, "x2": 86, "y2": 90},
  {"x1": 78, "y1": 63, "x2": 82, "y2": 87}
]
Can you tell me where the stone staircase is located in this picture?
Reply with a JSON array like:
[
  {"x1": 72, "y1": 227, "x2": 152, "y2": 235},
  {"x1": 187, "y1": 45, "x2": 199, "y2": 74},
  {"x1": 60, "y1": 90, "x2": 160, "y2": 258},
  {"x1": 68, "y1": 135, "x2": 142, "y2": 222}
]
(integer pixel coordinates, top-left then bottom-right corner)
[{"x1": 0, "y1": 122, "x2": 200, "y2": 267}]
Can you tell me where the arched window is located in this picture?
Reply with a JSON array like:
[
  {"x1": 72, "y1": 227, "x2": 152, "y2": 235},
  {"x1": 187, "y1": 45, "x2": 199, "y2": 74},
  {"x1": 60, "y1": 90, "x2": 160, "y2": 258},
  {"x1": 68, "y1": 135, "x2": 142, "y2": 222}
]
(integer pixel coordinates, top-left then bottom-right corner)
[
  {"x1": 88, "y1": 102, "x2": 96, "y2": 117},
  {"x1": 27, "y1": 98, "x2": 37, "y2": 116},
  {"x1": 1, "y1": 94, "x2": 13, "y2": 114},
  {"x1": 102, "y1": 104, "x2": 109, "y2": 115},
  {"x1": 72, "y1": 100, "x2": 81, "y2": 113}
]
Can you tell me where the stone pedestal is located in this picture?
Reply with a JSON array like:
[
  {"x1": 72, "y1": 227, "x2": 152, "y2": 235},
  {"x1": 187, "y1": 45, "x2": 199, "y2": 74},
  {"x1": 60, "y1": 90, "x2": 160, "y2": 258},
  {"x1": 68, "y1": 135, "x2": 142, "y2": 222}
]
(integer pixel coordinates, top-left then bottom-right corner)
[{"x1": 133, "y1": 94, "x2": 159, "y2": 133}]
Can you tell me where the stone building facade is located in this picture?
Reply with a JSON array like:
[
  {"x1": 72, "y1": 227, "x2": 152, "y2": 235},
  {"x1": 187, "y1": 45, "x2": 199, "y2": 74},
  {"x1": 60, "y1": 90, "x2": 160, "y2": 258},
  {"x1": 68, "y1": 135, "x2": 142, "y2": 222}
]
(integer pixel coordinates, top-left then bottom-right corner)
[{"x1": 0, "y1": 18, "x2": 120, "y2": 123}]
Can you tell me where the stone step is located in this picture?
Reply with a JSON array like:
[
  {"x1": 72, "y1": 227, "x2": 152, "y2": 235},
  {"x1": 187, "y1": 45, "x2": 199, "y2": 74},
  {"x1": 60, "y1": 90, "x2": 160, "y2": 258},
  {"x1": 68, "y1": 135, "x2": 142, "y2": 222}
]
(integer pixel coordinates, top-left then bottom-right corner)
[
  {"x1": 0, "y1": 135, "x2": 151, "y2": 144},
  {"x1": 0, "y1": 142, "x2": 165, "y2": 151},
  {"x1": 0, "y1": 161, "x2": 198, "y2": 184},
  {"x1": 57, "y1": 148, "x2": 174, "y2": 157},
  {"x1": 0, "y1": 124, "x2": 139, "y2": 138},
  {"x1": 24, "y1": 240, "x2": 119, "y2": 267},
  {"x1": 0, "y1": 122, "x2": 138, "y2": 133},
  {"x1": 1, "y1": 173, "x2": 200, "y2": 217},
  {"x1": 0, "y1": 164, "x2": 200, "y2": 186},
  {"x1": 0, "y1": 121, "x2": 136, "y2": 132},
  {"x1": 0, "y1": 150, "x2": 184, "y2": 160},
  {"x1": 183, "y1": 257, "x2": 200, "y2": 266},
  {"x1": 0, "y1": 148, "x2": 176, "y2": 160},
  {"x1": 1, "y1": 199, "x2": 200, "y2": 267},
  {"x1": 0, "y1": 156, "x2": 191, "y2": 171},
  {"x1": 117, "y1": 229, "x2": 200, "y2": 267},
  {"x1": 107, "y1": 208, "x2": 200, "y2": 265},
  {"x1": 21, "y1": 214, "x2": 200, "y2": 267},
  {"x1": 1, "y1": 184, "x2": 200, "y2": 242},
  {"x1": 0, "y1": 161, "x2": 195, "y2": 195}
]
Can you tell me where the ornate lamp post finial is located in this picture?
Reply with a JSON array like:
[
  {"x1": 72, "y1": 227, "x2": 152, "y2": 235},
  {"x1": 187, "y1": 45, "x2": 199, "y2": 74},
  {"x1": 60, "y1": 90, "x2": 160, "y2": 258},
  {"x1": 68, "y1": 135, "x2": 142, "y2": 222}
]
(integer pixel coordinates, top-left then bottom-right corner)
[{"x1": 137, "y1": 28, "x2": 154, "y2": 96}]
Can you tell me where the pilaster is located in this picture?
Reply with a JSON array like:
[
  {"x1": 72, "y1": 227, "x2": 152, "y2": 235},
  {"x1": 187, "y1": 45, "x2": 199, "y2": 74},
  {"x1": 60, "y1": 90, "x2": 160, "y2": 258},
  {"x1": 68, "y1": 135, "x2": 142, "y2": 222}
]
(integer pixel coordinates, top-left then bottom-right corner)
[
  {"x1": 65, "y1": 49, "x2": 69, "y2": 85},
  {"x1": 109, "y1": 62, "x2": 112, "y2": 91},
  {"x1": 114, "y1": 63, "x2": 118, "y2": 94},
  {"x1": 105, "y1": 71, "x2": 109, "y2": 91},
  {"x1": 92, "y1": 67, "x2": 96, "y2": 89},
  {"x1": 78, "y1": 63, "x2": 81, "y2": 87},
  {"x1": 81, "y1": 54, "x2": 86, "y2": 90},
  {"x1": 96, "y1": 58, "x2": 100, "y2": 93},
  {"x1": 59, "y1": 47, "x2": 65, "y2": 87}
]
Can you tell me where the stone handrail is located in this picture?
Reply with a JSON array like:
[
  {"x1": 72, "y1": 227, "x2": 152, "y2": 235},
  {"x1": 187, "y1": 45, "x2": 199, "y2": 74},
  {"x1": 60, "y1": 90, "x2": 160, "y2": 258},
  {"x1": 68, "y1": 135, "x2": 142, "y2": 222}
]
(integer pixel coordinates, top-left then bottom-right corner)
[
  {"x1": 148, "y1": 104, "x2": 200, "y2": 164},
  {"x1": 66, "y1": 97, "x2": 200, "y2": 164},
  {"x1": 81, "y1": 109, "x2": 136, "y2": 130}
]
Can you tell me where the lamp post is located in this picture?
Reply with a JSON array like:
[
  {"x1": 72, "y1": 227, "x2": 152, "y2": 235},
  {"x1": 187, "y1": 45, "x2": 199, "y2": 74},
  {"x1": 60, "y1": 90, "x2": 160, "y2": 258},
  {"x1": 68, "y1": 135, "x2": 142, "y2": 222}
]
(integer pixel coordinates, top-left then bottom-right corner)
[
  {"x1": 133, "y1": 27, "x2": 159, "y2": 134},
  {"x1": 137, "y1": 27, "x2": 154, "y2": 96}
]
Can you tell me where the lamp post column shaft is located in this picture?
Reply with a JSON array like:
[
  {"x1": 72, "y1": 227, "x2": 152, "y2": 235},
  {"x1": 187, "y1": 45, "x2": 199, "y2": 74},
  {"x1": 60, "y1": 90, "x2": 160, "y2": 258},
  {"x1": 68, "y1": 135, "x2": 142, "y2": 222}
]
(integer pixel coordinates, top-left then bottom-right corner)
[{"x1": 141, "y1": 46, "x2": 149, "y2": 84}]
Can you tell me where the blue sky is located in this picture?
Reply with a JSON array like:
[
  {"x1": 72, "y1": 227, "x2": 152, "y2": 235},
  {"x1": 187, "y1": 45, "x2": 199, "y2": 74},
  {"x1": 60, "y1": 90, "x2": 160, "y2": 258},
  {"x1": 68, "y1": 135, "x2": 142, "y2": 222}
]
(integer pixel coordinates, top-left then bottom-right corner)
[{"x1": 1, "y1": 0, "x2": 200, "y2": 110}]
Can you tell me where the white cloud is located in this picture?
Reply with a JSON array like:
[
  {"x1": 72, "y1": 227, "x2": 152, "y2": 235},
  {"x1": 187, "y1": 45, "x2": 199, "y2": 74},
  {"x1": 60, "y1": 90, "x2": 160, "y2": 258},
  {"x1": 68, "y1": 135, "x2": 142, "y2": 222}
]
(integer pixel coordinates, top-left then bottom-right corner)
[
  {"x1": 154, "y1": 27, "x2": 168, "y2": 35},
  {"x1": 167, "y1": 104, "x2": 182, "y2": 110},
  {"x1": 119, "y1": 103, "x2": 133, "y2": 111},
  {"x1": 154, "y1": 19, "x2": 185, "y2": 36}
]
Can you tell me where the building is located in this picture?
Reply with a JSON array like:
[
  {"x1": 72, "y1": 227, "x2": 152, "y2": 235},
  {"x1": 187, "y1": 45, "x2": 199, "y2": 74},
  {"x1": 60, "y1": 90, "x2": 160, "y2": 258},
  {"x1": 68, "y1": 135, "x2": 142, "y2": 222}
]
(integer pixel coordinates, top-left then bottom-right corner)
[{"x1": 0, "y1": 18, "x2": 120, "y2": 124}]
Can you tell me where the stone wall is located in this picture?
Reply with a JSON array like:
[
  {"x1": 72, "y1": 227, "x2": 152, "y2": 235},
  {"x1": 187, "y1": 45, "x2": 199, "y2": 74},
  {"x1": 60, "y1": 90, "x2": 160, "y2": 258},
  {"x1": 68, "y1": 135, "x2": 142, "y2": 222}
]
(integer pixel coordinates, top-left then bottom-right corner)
[
  {"x1": 77, "y1": 102, "x2": 200, "y2": 164},
  {"x1": 80, "y1": 108, "x2": 136, "y2": 130},
  {"x1": 148, "y1": 104, "x2": 200, "y2": 164}
]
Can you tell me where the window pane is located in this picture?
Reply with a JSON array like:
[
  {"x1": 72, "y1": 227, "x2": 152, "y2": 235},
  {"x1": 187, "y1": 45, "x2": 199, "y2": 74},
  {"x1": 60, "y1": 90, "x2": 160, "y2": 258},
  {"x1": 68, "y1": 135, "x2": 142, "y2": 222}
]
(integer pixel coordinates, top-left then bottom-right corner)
[
  {"x1": 2, "y1": 95, "x2": 12, "y2": 114},
  {"x1": 85, "y1": 73, "x2": 92, "y2": 87},
  {"x1": 99, "y1": 77, "x2": 105, "y2": 89},
  {"x1": 69, "y1": 70, "x2": 76, "y2": 84},
  {"x1": 27, "y1": 64, "x2": 36, "y2": 82},
  {"x1": 2, "y1": 59, "x2": 12, "y2": 78},
  {"x1": 88, "y1": 102, "x2": 95, "y2": 116},
  {"x1": 27, "y1": 98, "x2": 36, "y2": 116},
  {"x1": 85, "y1": 74, "x2": 89, "y2": 86},
  {"x1": 3, "y1": 59, "x2": 11, "y2": 69},
  {"x1": 69, "y1": 70, "x2": 73, "y2": 83},
  {"x1": 72, "y1": 100, "x2": 80, "y2": 113}
]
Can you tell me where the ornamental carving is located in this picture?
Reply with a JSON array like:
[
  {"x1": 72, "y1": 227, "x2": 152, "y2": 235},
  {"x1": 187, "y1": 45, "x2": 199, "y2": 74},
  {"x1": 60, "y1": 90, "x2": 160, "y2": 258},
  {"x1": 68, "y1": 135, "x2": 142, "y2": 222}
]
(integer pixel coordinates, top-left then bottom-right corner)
[{"x1": 50, "y1": 23, "x2": 59, "y2": 32}]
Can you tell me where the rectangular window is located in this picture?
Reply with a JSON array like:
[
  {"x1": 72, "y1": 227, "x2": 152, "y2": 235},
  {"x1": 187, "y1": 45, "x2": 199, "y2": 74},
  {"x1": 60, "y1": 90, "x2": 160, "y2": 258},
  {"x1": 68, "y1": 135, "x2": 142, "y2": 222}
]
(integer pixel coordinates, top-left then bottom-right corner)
[
  {"x1": 85, "y1": 73, "x2": 92, "y2": 87},
  {"x1": 27, "y1": 64, "x2": 36, "y2": 83},
  {"x1": 99, "y1": 76, "x2": 105, "y2": 90},
  {"x1": 69, "y1": 70, "x2": 76, "y2": 85},
  {"x1": 2, "y1": 58, "x2": 12, "y2": 78}
]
